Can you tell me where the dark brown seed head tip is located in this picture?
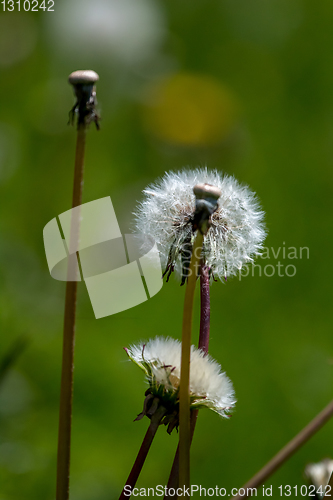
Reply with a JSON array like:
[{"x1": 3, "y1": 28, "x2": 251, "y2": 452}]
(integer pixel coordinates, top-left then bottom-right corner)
[
  {"x1": 193, "y1": 183, "x2": 222, "y2": 200},
  {"x1": 68, "y1": 70, "x2": 99, "y2": 86}
]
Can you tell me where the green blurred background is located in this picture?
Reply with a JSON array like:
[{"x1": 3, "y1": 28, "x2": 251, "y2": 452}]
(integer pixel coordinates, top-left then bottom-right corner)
[{"x1": 0, "y1": 0, "x2": 332, "y2": 498}]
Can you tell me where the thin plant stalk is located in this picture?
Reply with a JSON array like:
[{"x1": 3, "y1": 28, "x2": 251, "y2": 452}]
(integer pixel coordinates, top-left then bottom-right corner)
[
  {"x1": 119, "y1": 405, "x2": 167, "y2": 500},
  {"x1": 56, "y1": 124, "x2": 87, "y2": 500},
  {"x1": 165, "y1": 411, "x2": 199, "y2": 498},
  {"x1": 165, "y1": 262, "x2": 210, "y2": 497},
  {"x1": 56, "y1": 70, "x2": 99, "y2": 500},
  {"x1": 179, "y1": 232, "x2": 204, "y2": 492},
  {"x1": 198, "y1": 263, "x2": 210, "y2": 354},
  {"x1": 231, "y1": 399, "x2": 333, "y2": 500}
]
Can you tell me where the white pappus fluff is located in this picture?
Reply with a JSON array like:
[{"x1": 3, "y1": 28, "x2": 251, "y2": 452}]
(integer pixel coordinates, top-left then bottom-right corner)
[
  {"x1": 125, "y1": 336, "x2": 236, "y2": 418},
  {"x1": 134, "y1": 167, "x2": 266, "y2": 282}
]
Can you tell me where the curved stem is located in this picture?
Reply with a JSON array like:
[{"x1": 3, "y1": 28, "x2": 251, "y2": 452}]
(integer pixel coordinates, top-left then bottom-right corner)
[
  {"x1": 231, "y1": 399, "x2": 333, "y2": 500},
  {"x1": 56, "y1": 125, "x2": 86, "y2": 500},
  {"x1": 178, "y1": 232, "x2": 204, "y2": 494},
  {"x1": 119, "y1": 406, "x2": 167, "y2": 500}
]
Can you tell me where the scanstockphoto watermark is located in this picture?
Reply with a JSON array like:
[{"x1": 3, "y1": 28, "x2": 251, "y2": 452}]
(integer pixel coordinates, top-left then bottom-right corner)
[
  {"x1": 123, "y1": 484, "x2": 332, "y2": 497},
  {"x1": 123, "y1": 484, "x2": 258, "y2": 497},
  {"x1": 44, "y1": 196, "x2": 309, "y2": 319},
  {"x1": 176, "y1": 242, "x2": 309, "y2": 281},
  {"x1": 238, "y1": 243, "x2": 310, "y2": 280}
]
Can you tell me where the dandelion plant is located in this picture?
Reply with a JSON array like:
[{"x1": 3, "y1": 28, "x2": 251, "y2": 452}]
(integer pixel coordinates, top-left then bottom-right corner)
[
  {"x1": 133, "y1": 167, "x2": 266, "y2": 490},
  {"x1": 119, "y1": 337, "x2": 235, "y2": 498},
  {"x1": 56, "y1": 69, "x2": 99, "y2": 500}
]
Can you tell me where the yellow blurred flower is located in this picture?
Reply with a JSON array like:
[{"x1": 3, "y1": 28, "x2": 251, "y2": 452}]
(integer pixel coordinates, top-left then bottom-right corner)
[{"x1": 142, "y1": 73, "x2": 239, "y2": 146}]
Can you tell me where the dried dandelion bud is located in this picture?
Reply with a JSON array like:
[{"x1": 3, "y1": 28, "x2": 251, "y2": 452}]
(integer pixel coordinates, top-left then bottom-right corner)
[
  {"x1": 68, "y1": 70, "x2": 99, "y2": 86},
  {"x1": 68, "y1": 69, "x2": 100, "y2": 128}
]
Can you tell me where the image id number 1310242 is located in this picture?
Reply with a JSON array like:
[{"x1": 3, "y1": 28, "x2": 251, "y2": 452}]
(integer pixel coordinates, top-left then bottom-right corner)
[
  {"x1": 1, "y1": 0, "x2": 54, "y2": 11},
  {"x1": 277, "y1": 484, "x2": 331, "y2": 496}
]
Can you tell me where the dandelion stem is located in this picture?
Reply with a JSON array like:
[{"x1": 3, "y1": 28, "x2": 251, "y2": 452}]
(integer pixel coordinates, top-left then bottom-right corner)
[
  {"x1": 56, "y1": 124, "x2": 86, "y2": 500},
  {"x1": 179, "y1": 231, "x2": 204, "y2": 493},
  {"x1": 119, "y1": 405, "x2": 167, "y2": 500},
  {"x1": 164, "y1": 411, "x2": 199, "y2": 498},
  {"x1": 198, "y1": 263, "x2": 210, "y2": 355},
  {"x1": 231, "y1": 399, "x2": 333, "y2": 500},
  {"x1": 56, "y1": 70, "x2": 99, "y2": 500},
  {"x1": 165, "y1": 262, "x2": 210, "y2": 497}
]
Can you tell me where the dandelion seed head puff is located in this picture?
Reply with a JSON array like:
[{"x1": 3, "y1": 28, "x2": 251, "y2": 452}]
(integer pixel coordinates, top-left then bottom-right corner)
[
  {"x1": 125, "y1": 336, "x2": 236, "y2": 418},
  {"x1": 134, "y1": 167, "x2": 266, "y2": 282}
]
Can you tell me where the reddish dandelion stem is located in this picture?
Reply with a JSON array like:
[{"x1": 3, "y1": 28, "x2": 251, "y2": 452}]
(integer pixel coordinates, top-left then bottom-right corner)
[
  {"x1": 119, "y1": 406, "x2": 167, "y2": 500},
  {"x1": 198, "y1": 263, "x2": 210, "y2": 355}
]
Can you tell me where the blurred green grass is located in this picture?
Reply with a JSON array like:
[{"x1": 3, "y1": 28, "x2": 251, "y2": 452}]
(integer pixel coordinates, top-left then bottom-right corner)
[{"x1": 0, "y1": 0, "x2": 332, "y2": 498}]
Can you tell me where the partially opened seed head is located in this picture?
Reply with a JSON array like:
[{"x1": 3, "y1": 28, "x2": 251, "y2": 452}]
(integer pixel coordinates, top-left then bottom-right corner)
[{"x1": 125, "y1": 337, "x2": 236, "y2": 433}]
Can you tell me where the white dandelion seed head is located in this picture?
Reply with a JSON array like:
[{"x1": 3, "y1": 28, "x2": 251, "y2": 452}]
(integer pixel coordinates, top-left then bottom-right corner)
[
  {"x1": 134, "y1": 167, "x2": 266, "y2": 282},
  {"x1": 305, "y1": 459, "x2": 333, "y2": 491},
  {"x1": 126, "y1": 336, "x2": 236, "y2": 418}
]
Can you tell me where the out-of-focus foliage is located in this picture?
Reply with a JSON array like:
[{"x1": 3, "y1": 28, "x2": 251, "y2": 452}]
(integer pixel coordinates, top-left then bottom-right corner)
[{"x1": 0, "y1": 1, "x2": 332, "y2": 499}]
